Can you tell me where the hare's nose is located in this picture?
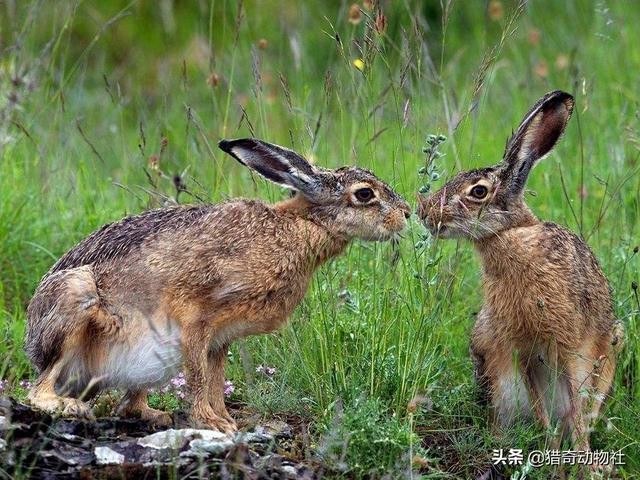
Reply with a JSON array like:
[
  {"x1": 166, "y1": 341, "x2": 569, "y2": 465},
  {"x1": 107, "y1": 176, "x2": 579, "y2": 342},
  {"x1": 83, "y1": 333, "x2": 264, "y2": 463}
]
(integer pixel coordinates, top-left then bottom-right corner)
[{"x1": 399, "y1": 201, "x2": 411, "y2": 219}]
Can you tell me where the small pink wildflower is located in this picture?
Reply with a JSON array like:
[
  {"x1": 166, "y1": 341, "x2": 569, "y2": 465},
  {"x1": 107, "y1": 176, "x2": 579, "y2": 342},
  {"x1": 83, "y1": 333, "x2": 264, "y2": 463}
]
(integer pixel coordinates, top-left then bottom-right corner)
[
  {"x1": 149, "y1": 371, "x2": 190, "y2": 400},
  {"x1": 19, "y1": 380, "x2": 32, "y2": 389},
  {"x1": 224, "y1": 380, "x2": 234, "y2": 397},
  {"x1": 0, "y1": 379, "x2": 8, "y2": 392},
  {"x1": 256, "y1": 365, "x2": 276, "y2": 376},
  {"x1": 168, "y1": 372, "x2": 187, "y2": 388},
  {"x1": 171, "y1": 376, "x2": 186, "y2": 388}
]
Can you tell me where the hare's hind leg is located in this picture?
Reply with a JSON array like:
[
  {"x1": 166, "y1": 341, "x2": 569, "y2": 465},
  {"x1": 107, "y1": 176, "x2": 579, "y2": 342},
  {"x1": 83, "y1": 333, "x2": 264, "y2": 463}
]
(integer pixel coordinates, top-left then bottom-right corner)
[
  {"x1": 119, "y1": 390, "x2": 172, "y2": 427},
  {"x1": 27, "y1": 265, "x2": 121, "y2": 420},
  {"x1": 582, "y1": 329, "x2": 619, "y2": 432},
  {"x1": 28, "y1": 355, "x2": 94, "y2": 420},
  {"x1": 589, "y1": 352, "x2": 615, "y2": 423}
]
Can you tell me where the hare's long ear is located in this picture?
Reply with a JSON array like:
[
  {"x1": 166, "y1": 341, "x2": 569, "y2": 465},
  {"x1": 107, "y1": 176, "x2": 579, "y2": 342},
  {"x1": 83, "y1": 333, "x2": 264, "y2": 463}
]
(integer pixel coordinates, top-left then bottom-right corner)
[
  {"x1": 218, "y1": 138, "x2": 329, "y2": 201},
  {"x1": 497, "y1": 90, "x2": 574, "y2": 197}
]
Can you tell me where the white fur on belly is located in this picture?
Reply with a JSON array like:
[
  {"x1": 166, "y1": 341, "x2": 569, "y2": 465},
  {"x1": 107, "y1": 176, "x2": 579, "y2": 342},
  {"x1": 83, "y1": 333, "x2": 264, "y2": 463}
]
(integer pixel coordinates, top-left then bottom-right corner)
[
  {"x1": 494, "y1": 372, "x2": 532, "y2": 426},
  {"x1": 102, "y1": 321, "x2": 182, "y2": 390}
]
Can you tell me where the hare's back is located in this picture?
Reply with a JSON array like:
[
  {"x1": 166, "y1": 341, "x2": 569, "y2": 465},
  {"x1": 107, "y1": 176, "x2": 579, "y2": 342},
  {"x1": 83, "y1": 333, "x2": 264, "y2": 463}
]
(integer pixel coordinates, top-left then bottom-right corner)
[
  {"x1": 538, "y1": 222, "x2": 613, "y2": 323},
  {"x1": 540, "y1": 222, "x2": 606, "y2": 282},
  {"x1": 47, "y1": 204, "x2": 217, "y2": 278}
]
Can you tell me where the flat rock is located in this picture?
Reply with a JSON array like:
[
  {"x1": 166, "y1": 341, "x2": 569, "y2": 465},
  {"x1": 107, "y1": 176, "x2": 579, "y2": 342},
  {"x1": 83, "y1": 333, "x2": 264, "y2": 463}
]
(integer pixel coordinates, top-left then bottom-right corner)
[{"x1": 38, "y1": 440, "x2": 94, "y2": 467}]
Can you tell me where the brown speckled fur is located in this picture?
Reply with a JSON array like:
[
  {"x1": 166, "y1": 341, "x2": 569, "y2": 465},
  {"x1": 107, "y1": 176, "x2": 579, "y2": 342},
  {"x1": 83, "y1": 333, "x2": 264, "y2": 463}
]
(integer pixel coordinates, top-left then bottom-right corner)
[
  {"x1": 25, "y1": 138, "x2": 410, "y2": 433},
  {"x1": 418, "y1": 91, "x2": 623, "y2": 453}
]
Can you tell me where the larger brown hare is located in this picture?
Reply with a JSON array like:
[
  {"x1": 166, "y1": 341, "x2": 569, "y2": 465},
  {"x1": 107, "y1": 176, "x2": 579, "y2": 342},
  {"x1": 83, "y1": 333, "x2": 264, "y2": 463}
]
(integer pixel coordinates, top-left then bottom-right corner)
[
  {"x1": 418, "y1": 91, "x2": 623, "y2": 451},
  {"x1": 26, "y1": 138, "x2": 410, "y2": 433}
]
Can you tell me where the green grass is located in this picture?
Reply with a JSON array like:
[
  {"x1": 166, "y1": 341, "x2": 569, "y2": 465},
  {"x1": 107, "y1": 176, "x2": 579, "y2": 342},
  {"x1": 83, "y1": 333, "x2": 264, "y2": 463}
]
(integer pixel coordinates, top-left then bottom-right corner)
[{"x1": 1, "y1": 0, "x2": 638, "y2": 478}]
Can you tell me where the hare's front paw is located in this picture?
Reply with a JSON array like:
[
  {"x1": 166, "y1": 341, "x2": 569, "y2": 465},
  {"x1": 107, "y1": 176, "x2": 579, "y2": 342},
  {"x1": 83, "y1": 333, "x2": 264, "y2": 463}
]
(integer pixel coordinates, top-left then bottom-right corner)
[
  {"x1": 29, "y1": 390, "x2": 95, "y2": 420},
  {"x1": 191, "y1": 409, "x2": 237, "y2": 435},
  {"x1": 140, "y1": 407, "x2": 173, "y2": 427},
  {"x1": 220, "y1": 409, "x2": 237, "y2": 429},
  {"x1": 121, "y1": 404, "x2": 173, "y2": 427}
]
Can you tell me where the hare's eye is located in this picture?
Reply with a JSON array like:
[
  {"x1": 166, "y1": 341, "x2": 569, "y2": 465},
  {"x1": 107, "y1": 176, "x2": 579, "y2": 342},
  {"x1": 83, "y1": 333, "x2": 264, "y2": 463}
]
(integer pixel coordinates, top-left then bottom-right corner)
[
  {"x1": 354, "y1": 187, "x2": 375, "y2": 202},
  {"x1": 470, "y1": 185, "x2": 488, "y2": 199}
]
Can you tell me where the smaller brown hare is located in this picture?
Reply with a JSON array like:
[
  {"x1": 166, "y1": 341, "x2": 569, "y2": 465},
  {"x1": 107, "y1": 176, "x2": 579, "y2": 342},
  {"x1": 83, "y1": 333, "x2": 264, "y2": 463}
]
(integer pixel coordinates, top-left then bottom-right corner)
[
  {"x1": 418, "y1": 91, "x2": 623, "y2": 452},
  {"x1": 25, "y1": 138, "x2": 410, "y2": 433}
]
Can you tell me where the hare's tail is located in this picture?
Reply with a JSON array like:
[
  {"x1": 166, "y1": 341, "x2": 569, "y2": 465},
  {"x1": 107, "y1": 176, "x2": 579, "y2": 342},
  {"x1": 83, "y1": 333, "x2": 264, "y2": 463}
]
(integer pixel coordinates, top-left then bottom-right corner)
[{"x1": 25, "y1": 265, "x2": 117, "y2": 373}]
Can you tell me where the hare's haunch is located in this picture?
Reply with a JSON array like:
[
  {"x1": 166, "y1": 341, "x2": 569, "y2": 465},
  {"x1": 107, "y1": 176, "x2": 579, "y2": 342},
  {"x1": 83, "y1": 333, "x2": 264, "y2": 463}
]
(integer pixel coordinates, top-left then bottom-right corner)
[
  {"x1": 25, "y1": 138, "x2": 410, "y2": 433},
  {"x1": 418, "y1": 91, "x2": 622, "y2": 452}
]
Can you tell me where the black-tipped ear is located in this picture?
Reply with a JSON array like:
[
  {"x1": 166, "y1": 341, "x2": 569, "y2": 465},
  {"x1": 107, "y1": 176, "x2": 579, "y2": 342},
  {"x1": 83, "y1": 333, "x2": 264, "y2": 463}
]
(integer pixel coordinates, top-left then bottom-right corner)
[
  {"x1": 498, "y1": 90, "x2": 574, "y2": 197},
  {"x1": 218, "y1": 138, "x2": 328, "y2": 199}
]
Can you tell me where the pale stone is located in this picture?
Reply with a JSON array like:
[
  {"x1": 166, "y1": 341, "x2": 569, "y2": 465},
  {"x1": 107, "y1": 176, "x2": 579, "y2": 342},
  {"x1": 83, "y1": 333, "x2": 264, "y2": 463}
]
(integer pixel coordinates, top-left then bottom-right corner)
[
  {"x1": 184, "y1": 437, "x2": 234, "y2": 456},
  {"x1": 94, "y1": 446, "x2": 125, "y2": 465},
  {"x1": 138, "y1": 428, "x2": 229, "y2": 450}
]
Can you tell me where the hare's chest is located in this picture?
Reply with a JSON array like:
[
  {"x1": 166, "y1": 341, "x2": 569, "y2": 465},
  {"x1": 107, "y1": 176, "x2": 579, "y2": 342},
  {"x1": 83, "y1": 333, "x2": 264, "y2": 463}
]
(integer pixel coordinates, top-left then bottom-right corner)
[
  {"x1": 482, "y1": 263, "x2": 549, "y2": 329},
  {"x1": 482, "y1": 264, "x2": 577, "y2": 341},
  {"x1": 211, "y1": 276, "x2": 311, "y2": 343}
]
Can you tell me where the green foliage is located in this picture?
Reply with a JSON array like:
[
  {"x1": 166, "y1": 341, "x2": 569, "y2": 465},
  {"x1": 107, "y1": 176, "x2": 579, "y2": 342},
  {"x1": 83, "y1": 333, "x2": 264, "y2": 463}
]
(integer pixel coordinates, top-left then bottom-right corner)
[
  {"x1": 318, "y1": 397, "x2": 422, "y2": 478},
  {"x1": 245, "y1": 373, "x2": 311, "y2": 415},
  {"x1": 148, "y1": 392, "x2": 183, "y2": 413}
]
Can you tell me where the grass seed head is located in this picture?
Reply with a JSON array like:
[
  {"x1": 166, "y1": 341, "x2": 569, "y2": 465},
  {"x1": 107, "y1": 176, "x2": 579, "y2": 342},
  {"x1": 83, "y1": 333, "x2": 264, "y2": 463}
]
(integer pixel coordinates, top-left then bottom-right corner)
[
  {"x1": 488, "y1": 1, "x2": 504, "y2": 21},
  {"x1": 348, "y1": 4, "x2": 362, "y2": 25},
  {"x1": 207, "y1": 72, "x2": 220, "y2": 87},
  {"x1": 374, "y1": 12, "x2": 387, "y2": 35}
]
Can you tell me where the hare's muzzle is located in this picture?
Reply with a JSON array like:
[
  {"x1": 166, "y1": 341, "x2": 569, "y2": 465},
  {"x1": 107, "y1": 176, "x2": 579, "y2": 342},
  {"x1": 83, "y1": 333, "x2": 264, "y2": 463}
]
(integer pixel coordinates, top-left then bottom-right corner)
[
  {"x1": 417, "y1": 192, "x2": 448, "y2": 236},
  {"x1": 417, "y1": 193, "x2": 441, "y2": 223},
  {"x1": 382, "y1": 201, "x2": 411, "y2": 237}
]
